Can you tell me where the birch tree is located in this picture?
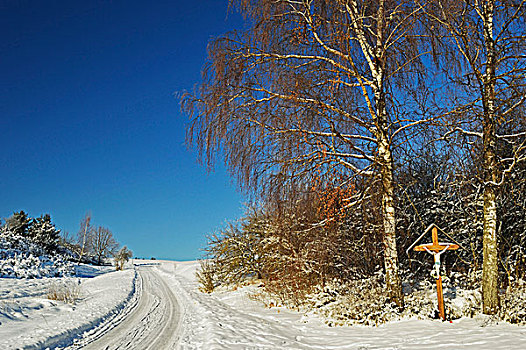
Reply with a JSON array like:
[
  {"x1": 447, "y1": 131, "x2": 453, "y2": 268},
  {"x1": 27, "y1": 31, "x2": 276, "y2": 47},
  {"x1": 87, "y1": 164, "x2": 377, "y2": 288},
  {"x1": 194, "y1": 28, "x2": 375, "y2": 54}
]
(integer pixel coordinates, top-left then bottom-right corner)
[
  {"x1": 424, "y1": 0, "x2": 526, "y2": 314},
  {"x1": 184, "y1": 0, "x2": 437, "y2": 306},
  {"x1": 76, "y1": 213, "x2": 93, "y2": 264},
  {"x1": 91, "y1": 226, "x2": 118, "y2": 265},
  {"x1": 5, "y1": 211, "x2": 31, "y2": 237}
]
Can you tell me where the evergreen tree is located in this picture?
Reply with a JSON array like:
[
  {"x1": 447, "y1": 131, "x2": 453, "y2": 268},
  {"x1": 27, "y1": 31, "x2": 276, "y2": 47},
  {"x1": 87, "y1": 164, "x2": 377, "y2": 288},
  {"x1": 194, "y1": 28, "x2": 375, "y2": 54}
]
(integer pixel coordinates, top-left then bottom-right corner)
[
  {"x1": 5, "y1": 211, "x2": 31, "y2": 236},
  {"x1": 29, "y1": 214, "x2": 60, "y2": 253}
]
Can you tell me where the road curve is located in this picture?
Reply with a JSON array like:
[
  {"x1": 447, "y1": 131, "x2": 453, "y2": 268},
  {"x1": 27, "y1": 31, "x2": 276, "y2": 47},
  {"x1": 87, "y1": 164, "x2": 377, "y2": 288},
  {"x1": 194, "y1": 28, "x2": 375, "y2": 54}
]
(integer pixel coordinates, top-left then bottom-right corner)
[{"x1": 82, "y1": 264, "x2": 181, "y2": 350}]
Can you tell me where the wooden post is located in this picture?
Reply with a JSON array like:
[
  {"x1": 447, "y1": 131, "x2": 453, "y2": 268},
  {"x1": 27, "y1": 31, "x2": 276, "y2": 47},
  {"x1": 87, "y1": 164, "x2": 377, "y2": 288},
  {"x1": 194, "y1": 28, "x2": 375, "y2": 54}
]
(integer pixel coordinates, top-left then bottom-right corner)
[
  {"x1": 432, "y1": 227, "x2": 445, "y2": 320},
  {"x1": 436, "y1": 275, "x2": 445, "y2": 320},
  {"x1": 432, "y1": 226, "x2": 439, "y2": 246}
]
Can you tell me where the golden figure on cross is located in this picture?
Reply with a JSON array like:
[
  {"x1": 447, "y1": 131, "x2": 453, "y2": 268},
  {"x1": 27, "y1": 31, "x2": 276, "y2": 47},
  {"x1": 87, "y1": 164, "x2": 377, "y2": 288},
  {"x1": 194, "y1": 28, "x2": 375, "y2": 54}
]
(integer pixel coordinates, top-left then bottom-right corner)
[{"x1": 410, "y1": 224, "x2": 459, "y2": 321}]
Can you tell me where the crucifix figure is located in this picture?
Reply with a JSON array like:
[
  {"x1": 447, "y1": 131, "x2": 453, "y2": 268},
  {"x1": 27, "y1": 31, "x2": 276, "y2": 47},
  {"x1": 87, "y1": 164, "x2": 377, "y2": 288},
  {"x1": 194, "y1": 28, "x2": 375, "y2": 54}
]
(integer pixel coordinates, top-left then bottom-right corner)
[{"x1": 410, "y1": 224, "x2": 459, "y2": 321}]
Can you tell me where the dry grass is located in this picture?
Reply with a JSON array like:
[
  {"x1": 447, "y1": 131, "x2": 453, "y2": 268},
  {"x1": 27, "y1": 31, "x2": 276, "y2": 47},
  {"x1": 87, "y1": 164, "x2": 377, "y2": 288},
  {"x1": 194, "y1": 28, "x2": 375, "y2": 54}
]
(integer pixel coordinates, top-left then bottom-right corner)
[{"x1": 47, "y1": 279, "x2": 82, "y2": 304}]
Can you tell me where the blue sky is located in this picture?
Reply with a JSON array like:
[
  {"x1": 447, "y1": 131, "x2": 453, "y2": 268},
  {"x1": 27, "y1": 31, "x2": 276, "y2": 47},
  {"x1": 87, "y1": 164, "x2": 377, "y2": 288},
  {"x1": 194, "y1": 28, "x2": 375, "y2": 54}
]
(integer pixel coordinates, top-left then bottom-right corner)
[{"x1": 0, "y1": 0, "x2": 246, "y2": 260}]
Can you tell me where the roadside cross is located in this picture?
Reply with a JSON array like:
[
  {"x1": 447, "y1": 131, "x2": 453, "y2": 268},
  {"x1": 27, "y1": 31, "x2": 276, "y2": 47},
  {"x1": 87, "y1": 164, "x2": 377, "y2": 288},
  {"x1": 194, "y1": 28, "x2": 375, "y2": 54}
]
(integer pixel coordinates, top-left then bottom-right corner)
[{"x1": 410, "y1": 224, "x2": 459, "y2": 321}]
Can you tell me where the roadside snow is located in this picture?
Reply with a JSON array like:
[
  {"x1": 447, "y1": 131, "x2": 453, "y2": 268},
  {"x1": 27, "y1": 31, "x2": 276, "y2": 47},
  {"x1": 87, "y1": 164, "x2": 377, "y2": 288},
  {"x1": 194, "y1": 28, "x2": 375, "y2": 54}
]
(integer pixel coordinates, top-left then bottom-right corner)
[{"x1": 0, "y1": 265, "x2": 136, "y2": 349}]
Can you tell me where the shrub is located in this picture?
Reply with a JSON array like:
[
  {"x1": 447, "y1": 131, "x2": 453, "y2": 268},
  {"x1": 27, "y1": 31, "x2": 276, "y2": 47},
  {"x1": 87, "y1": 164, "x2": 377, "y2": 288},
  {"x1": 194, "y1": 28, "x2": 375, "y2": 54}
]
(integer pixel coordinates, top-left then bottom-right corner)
[
  {"x1": 114, "y1": 246, "x2": 133, "y2": 271},
  {"x1": 499, "y1": 280, "x2": 526, "y2": 324},
  {"x1": 47, "y1": 279, "x2": 82, "y2": 304},
  {"x1": 196, "y1": 260, "x2": 216, "y2": 293},
  {"x1": 0, "y1": 232, "x2": 74, "y2": 278}
]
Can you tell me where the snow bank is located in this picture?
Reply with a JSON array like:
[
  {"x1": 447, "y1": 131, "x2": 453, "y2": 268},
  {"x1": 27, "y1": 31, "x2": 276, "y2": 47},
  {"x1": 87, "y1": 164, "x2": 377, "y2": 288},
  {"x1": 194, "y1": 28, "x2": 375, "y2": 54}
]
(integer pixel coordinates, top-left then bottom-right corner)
[{"x1": 0, "y1": 266, "x2": 136, "y2": 349}]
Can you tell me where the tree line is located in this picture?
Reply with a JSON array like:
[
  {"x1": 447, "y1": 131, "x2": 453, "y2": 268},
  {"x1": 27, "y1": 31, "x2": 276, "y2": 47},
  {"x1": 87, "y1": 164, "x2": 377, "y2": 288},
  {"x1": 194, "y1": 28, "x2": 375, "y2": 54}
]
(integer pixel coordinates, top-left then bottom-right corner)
[
  {"x1": 1, "y1": 211, "x2": 131, "y2": 269},
  {"x1": 184, "y1": 0, "x2": 525, "y2": 316}
]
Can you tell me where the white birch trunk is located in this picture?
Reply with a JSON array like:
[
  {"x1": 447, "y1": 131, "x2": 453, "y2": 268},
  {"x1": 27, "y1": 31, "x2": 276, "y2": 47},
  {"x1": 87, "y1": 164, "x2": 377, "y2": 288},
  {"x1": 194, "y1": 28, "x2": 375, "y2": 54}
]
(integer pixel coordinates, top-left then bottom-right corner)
[
  {"x1": 483, "y1": 185, "x2": 499, "y2": 313},
  {"x1": 378, "y1": 132, "x2": 403, "y2": 306},
  {"x1": 77, "y1": 216, "x2": 90, "y2": 265},
  {"x1": 373, "y1": 0, "x2": 402, "y2": 306},
  {"x1": 481, "y1": 0, "x2": 499, "y2": 314}
]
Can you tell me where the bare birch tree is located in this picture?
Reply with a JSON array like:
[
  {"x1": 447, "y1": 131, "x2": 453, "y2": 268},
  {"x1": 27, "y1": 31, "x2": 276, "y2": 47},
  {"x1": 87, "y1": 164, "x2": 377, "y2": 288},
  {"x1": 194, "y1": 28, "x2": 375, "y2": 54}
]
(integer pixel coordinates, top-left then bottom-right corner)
[
  {"x1": 91, "y1": 226, "x2": 118, "y2": 265},
  {"x1": 423, "y1": 0, "x2": 526, "y2": 314},
  {"x1": 184, "y1": 0, "x2": 438, "y2": 305},
  {"x1": 76, "y1": 213, "x2": 93, "y2": 264}
]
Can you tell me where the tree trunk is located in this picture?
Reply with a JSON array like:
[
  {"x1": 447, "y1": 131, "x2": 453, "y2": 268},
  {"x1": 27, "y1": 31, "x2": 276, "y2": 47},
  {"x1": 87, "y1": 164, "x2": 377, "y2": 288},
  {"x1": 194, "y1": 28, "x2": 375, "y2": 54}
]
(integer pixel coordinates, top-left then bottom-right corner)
[
  {"x1": 77, "y1": 217, "x2": 90, "y2": 265},
  {"x1": 482, "y1": 184, "x2": 499, "y2": 314},
  {"x1": 379, "y1": 135, "x2": 403, "y2": 307},
  {"x1": 374, "y1": 77, "x2": 403, "y2": 306},
  {"x1": 481, "y1": 0, "x2": 499, "y2": 315},
  {"x1": 372, "y1": 0, "x2": 403, "y2": 307}
]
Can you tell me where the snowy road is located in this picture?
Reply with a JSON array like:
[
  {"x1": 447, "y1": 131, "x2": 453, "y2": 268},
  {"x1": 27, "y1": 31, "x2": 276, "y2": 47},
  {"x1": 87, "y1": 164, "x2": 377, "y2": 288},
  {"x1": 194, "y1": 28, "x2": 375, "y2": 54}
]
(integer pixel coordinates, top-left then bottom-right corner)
[{"x1": 77, "y1": 264, "x2": 182, "y2": 350}]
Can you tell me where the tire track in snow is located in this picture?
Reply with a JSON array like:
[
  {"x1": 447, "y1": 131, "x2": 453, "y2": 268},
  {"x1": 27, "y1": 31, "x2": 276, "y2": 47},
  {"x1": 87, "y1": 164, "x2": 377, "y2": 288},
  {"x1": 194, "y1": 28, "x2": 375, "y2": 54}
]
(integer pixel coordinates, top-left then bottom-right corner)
[{"x1": 77, "y1": 264, "x2": 182, "y2": 350}]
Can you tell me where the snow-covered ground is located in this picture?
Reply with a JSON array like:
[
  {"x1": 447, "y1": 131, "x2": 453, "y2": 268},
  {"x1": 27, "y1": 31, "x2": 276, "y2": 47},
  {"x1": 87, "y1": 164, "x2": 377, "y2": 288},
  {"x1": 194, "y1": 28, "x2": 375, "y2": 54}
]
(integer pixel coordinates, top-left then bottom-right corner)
[
  {"x1": 1, "y1": 260, "x2": 525, "y2": 349},
  {"x1": 0, "y1": 264, "x2": 136, "y2": 349},
  {"x1": 161, "y1": 261, "x2": 526, "y2": 350}
]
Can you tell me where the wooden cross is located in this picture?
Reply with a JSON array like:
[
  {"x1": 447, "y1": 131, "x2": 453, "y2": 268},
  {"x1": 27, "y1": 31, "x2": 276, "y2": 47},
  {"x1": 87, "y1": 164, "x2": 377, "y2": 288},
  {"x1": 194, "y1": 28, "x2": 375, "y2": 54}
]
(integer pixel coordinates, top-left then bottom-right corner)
[{"x1": 413, "y1": 225, "x2": 459, "y2": 321}]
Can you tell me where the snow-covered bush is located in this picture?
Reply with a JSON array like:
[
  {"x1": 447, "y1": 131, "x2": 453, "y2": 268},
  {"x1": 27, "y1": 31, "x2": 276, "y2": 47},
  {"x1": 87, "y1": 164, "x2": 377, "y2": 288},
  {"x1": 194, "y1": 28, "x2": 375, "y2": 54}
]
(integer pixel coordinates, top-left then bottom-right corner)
[
  {"x1": 294, "y1": 276, "x2": 474, "y2": 325},
  {"x1": 290, "y1": 272, "x2": 526, "y2": 326},
  {"x1": 0, "y1": 232, "x2": 74, "y2": 278},
  {"x1": 308, "y1": 276, "x2": 402, "y2": 326},
  {"x1": 499, "y1": 280, "x2": 526, "y2": 324}
]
